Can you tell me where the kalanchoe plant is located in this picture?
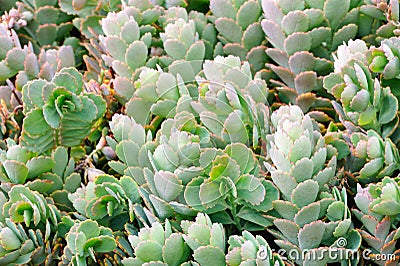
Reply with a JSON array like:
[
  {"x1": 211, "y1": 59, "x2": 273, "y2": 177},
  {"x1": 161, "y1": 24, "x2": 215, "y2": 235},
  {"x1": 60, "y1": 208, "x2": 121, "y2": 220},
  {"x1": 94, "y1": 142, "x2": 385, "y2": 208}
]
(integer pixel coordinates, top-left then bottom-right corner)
[
  {"x1": 226, "y1": 230, "x2": 286, "y2": 266},
  {"x1": 0, "y1": 185, "x2": 60, "y2": 229},
  {"x1": 209, "y1": 0, "x2": 268, "y2": 73},
  {"x1": 0, "y1": 24, "x2": 30, "y2": 82},
  {"x1": 192, "y1": 55, "x2": 269, "y2": 147},
  {"x1": 348, "y1": 130, "x2": 400, "y2": 184},
  {"x1": 324, "y1": 40, "x2": 399, "y2": 139},
  {"x1": 0, "y1": 218, "x2": 62, "y2": 265},
  {"x1": 12, "y1": 0, "x2": 74, "y2": 49},
  {"x1": 265, "y1": 105, "x2": 361, "y2": 265},
  {"x1": 108, "y1": 112, "x2": 278, "y2": 230},
  {"x1": 99, "y1": 6, "x2": 154, "y2": 79},
  {"x1": 181, "y1": 213, "x2": 226, "y2": 265},
  {"x1": 68, "y1": 174, "x2": 141, "y2": 229},
  {"x1": 60, "y1": 219, "x2": 116, "y2": 266},
  {"x1": 122, "y1": 67, "x2": 196, "y2": 125},
  {"x1": 160, "y1": 18, "x2": 205, "y2": 81},
  {"x1": 15, "y1": 44, "x2": 76, "y2": 90},
  {"x1": 20, "y1": 67, "x2": 106, "y2": 153},
  {"x1": 353, "y1": 178, "x2": 400, "y2": 265},
  {"x1": 122, "y1": 219, "x2": 191, "y2": 266}
]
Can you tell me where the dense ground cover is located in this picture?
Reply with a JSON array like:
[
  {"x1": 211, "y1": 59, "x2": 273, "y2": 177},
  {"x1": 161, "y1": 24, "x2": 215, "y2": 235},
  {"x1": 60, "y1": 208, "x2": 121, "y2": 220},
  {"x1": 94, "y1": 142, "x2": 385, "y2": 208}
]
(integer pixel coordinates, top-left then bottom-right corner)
[{"x1": 0, "y1": 0, "x2": 400, "y2": 265}]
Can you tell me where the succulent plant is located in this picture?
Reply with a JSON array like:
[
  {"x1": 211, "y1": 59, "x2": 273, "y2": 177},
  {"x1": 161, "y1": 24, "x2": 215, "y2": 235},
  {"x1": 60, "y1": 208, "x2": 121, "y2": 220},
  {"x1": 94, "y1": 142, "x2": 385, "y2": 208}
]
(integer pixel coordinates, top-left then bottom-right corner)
[
  {"x1": 20, "y1": 67, "x2": 106, "y2": 153},
  {"x1": 368, "y1": 36, "x2": 400, "y2": 103},
  {"x1": 160, "y1": 18, "x2": 205, "y2": 81},
  {"x1": 348, "y1": 130, "x2": 400, "y2": 184},
  {"x1": 209, "y1": 0, "x2": 268, "y2": 73},
  {"x1": 68, "y1": 174, "x2": 141, "y2": 229},
  {"x1": 106, "y1": 113, "x2": 156, "y2": 181},
  {"x1": 265, "y1": 105, "x2": 362, "y2": 265},
  {"x1": 60, "y1": 219, "x2": 116, "y2": 266},
  {"x1": 181, "y1": 212, "x2": 226, "y2": 265},
  {"x1": 324, "y1": 40, "x2": 399, "y2": 139},
  {"x1": 99, "y1": 5, "x2": 156, "y2": 79},
  {"x1": 226, "y1": 230, "x2": 286, "y2": 266},
  {"x1": 373, "y1": 0, "x2": 400, "y2": 42},
  {"x1": 119, "y1": 67, "x2": 196, "y2": 125},
  {"x1": 0, "y1": 184, "x2": 60, "y2": 229},
  {"x1": 0, "y1": 218, "x2": 62, "y2": 265},
  {"x1": 192, "y1": 55, "x2": 269, "y2": 147},
  {"x1": 0, "y1": 24, "x2": 30, "y2": 82},
  {"x1": 353, "y1": 177, "x2": 400, "y2": 265},
  {"x1": 107, "y1": 112, "x2": 278, "y2": 230},
  {"x1": 10, "y1": 0, "x2": 75, "y2": 48},
  {"x1": 15, "y1": 44, "x2": 76, "y2": 90},
  {"x1": 122, "y1": 219, "x2": 191, "y2": 266}
]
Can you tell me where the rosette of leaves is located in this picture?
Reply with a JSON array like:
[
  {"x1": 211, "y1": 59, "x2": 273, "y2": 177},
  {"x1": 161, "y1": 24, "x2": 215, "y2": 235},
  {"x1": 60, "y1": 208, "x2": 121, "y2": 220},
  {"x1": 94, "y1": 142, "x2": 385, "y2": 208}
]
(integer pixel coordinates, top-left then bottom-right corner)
[
  {"x1": 209, "y1": 0, "x2": 268, "y2": 73},
  {"x1": 192, "y1": 55, "x2": 269, "y2": 147},
  {"x1": 106, "y1": 113, "x2": 156, "y2": 184},
  {"x1": 15, "y1": 44, "x2": 76, "y2": 90},
  {"x1": 348, "y1": 130, "x2": 400, "y2": 184},
  {"x1": 181, "y1": 213, "x2": 226, "y2": 265},
  {"x1": 0, "y1": 141, "x2": 80, "y2": 202},
  {"x1": 265, "y1": 105, "x2": 362, "y2": 265},
  {"x1": 160, "y1": 18, "x2": 206, "y2": 82},
  {"x1": 20, "y1": 67, "x2": 106, "y2": 153},
  {"x1": 99, "y1": 6, "x2": 157, "y2": 79},
  {"x1": 143, "y1": 118, "x2": 279, "y2": 230},
  {"x1": 324, "y1": 41, "x2": 399, "y2": 139},
  {"x1": 353, "y1": 178, "x2": 400, "y2": 265},
  {"x1": 226, "y1": 230, "x2": 286, "y2": 266},
  {"x1": 12, "y1": 0, "x2": 74, "y2": 49},
  {"x1": 368, "y1": 37, "x2": 400, "y2": 100},
  {"x1": 0, "y1": 24, "x2": 30, "y2": 82},
  {"x1": 68, "y1": 174, "x2": 141, "y2": 229},
  {"x1": 0, "y1": 185, "x2": 60, "y2": 230},
  {"x1": 121, "y1": 67, "x2": 196, "y2": 125},
  {"x1": 121, "y1": 219, "x2": 192, "y2": 266},
  {"x1": 60, "y1": 219, "x2": 116, "y2": 266},
  {"x1": 0, "y1": 218, "x2": 62, "y2": 265}
]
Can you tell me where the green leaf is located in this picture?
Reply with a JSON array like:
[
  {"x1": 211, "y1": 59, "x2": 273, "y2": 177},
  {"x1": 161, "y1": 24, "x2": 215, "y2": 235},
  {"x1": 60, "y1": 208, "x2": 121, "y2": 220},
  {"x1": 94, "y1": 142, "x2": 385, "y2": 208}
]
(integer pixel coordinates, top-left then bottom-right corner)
[
  {"x1": 324, "y1": 0, "x2": 350, "y2": 30},
  {"x1": 379, "y1": 93, "x2": 398, "y2": 124},
  {"x1": 26, "y1": 157, "x2": 54, "y2": 179},
  {"x1": 215, "y1": 18, "x2": 243, "y2": 43},
  {"x1": 291, "y1": 180, "x2": 319, "y2": 208},
  {"x1": 284, "y1": 32, "x2": 312, "y2": 55},
  {"x1": 282, "y1": 11, "x2": 309, "y2": 35},
  {"x1": 37, "y1": 24, "x2": 57, "y2": 46},
  {"x1": 331, "y1": 24, "x2": 358, "y2": 51},
  {"x1": 237, "y1": 1, "x2": 261, "y2": 29},
  {"x1": 154, "y1": 171, "x2": 183, "y2": 201},
  {"x1": 126, "y1": 41, "x2": 148, "y2": 72},
  {"x1": 210, "y1": 0, "x2": 236, "y2": 19},
  {"x1": 236, "y1": 175, "x2": 265, "y2": 206},
  {"x1": 163, "y1": 234, "x2": 190, "y2": 266},
  {"x1": 3, "y1": 160, "x2": 29, "y2": 184},
  {"x1": 298, "y1": 221, "x2": 325, "y2": 250},
  {"x1": 115, "y1": 141, "x2": 140, "y2": 166},
  {"x1": 193, "y1": 246, "x2": 225, "y2": 266},
  {"x1": 92, "y1": 236, "x2": 116, "y2": 252},
  {"x1": 164, "y1": 40, "x2": 187, "y2": 60},
  {"x1": 135, "y1": 240, "x2": 163, "y2": 262}
]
